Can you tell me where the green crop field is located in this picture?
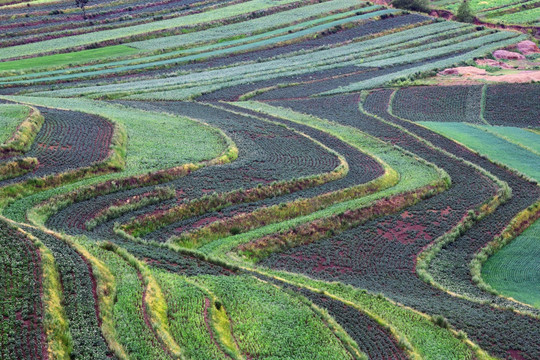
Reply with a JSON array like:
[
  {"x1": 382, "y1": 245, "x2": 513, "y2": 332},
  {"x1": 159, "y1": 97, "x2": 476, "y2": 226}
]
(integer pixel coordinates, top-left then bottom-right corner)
[
  {"x1": 430, "y1": 0, "x2": 540, "y2": 25},
  {"x1": 0, "y1": 104, "x2": 29, "y2": 144},
  {"x1": 418, "y1": 122, "x2": 540, "y2": 180},
  {"x1": 483, "y1": 220, "x2": 540, "y2": 308},
  {"x1": 0, "y1": 0, "x2": 538, "y2": 359}
]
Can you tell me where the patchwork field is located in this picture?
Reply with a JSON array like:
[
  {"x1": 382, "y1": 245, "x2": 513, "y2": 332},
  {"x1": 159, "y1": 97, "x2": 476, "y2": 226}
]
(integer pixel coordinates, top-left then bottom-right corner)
[
  {"x1": 431, "y1": 0, "x2": 540, "y2": 25},
  {"x1": 0, "y1": 0, "x2": 539, "y2": 359}
]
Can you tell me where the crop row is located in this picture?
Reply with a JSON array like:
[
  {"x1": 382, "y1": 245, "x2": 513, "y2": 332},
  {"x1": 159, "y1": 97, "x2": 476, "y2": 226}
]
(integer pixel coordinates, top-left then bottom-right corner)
[
  {"x1": 238, "y1": 181, "x2": 447, "y2": 262},
  {"x1": 0, "y1": 7, "x2": 409, "y2": 86},
  {"x1": 24, "y1": 21, "x2": 473, "y2": 96},
  {"x1": 0, "y1": 104, "x2": 44, "y2": 156},
  {"x1": 0, "y1": 0, "x2": 235, "y2": 47},
  {"x1": 0, "y1": 221, "x2": 45, "y2": 360},
  {"x1": 392, "y1": 84, "x2": 540, "y2": 128},
  {"x1": 278, "y1": 281, "x2": 407, "y2": 360},
  {"x1": 392, "y1": 85, "x2": 485, "y2": 124},
  {"x1": 0, "y1": 105, "x2": 115, "y2": 190},
  {"x1": 43, "y1": 102, "x2": 342, "y2": 238},
  {"x1": 484, "y1": 84, "x2": 540, "y2": 128},
  {"x1": 136, "y1": 101, "x2": 386, "y2": 244},
  {"x1": 194, "y1": 101, "x2": 444, "y2": 258},
  {"x1": 85, "y1": 186, "x2": 176, "y2": 231},
  {"x1": 26, "y1": 228, "x2": 112, "y2": 359},
  {"x1": 249, "y1": 92, "x2": 540, "y2": 359},
  {"x1": 120, "y1": 167, "x2": 347, "y2": 238},
  {"x1": 0, "y1": 0, "x2": 306, "y2": 61},
  {"x1": 169, "y1": 161, "x2": 392, "y2": 250}
]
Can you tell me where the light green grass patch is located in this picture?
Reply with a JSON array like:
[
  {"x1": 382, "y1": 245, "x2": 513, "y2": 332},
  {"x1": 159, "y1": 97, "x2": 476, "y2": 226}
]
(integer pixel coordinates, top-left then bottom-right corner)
[
  {"x1": 0, "y1": 45, "x2": 140, "y2": 73},
  {"x1": 0, "y1": 104, "x2": 30, "y2": 144},
  {"x1": 418, "y1": 122, "x2": 540, "y2": 181},
  {"x1": 193, "y1": 274, "x2": 357, "y2": 360},
  {"x1": 482, "y1": 219, "x2": 540, "y2": 308},
  {"x1": 473, "y1": 125, "x2": 540, "y2": 155},
  {"x1": 85, "y1": 243, "x2": 170, "y2": 359},
  {"x1": 152, "y1": 270, "x2": 228, "y2": 360}
]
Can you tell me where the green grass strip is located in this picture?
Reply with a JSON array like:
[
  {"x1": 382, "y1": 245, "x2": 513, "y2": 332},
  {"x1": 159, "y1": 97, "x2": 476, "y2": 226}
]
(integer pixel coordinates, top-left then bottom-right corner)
[
  {"x1": 0, "y1": 45, "x2": 139, "y2": 73},
  {"x1": 0, "y1": 104, "x2": 29, "y2": 144},
  {"x1": 482, "y1": 219, "x2": 540, "y2": 308},
  {"x1": 418, "y1": 122, "x2": 540, "y2": 181},
  {"x1": 248, "y1": 267, "x2": 485, "y2": 360}
]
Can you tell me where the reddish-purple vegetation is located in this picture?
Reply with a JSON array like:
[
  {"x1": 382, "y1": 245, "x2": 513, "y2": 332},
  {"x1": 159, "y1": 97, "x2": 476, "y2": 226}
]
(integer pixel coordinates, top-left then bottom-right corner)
[
  {"x1": 0, "y1": 221, "x2": 46, "y2": 360},
  {"x1": 391, "y1": 85, "x2": 484, "y2": 123},
  {"x1": 0, "y1": 106, "x2": 113, "y2": 186},
  {"x1": 257, "y1": 91, "x2": 540, "y2": 359},
  {"x1": 1, "y1": 0, "x2": 539, "y2": 357},
  {"x1": 484, "y1": 84, "x2": 540, "y2": 127}
]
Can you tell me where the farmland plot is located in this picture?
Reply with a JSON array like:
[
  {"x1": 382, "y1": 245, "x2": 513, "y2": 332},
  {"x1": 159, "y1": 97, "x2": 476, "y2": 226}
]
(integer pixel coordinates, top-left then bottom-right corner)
[{"x1": 0, "y1": 0, "x2": 538, "y2": 359}]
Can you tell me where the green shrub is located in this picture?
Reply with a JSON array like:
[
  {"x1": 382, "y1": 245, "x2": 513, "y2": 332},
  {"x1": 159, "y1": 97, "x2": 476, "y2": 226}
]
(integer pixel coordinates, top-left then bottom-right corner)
[
  {"x1": 392, "y1": 0, "x2": 430, "y2": 12},
  {"x1": 456, "y1": 0, "x2": 475, "y2": 23}
]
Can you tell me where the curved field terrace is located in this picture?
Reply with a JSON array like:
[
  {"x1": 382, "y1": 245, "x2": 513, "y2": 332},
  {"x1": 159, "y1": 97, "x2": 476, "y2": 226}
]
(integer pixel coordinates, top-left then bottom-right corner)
[{"x1": 0, "y1": 0, "x2": 539, "y2": 359}]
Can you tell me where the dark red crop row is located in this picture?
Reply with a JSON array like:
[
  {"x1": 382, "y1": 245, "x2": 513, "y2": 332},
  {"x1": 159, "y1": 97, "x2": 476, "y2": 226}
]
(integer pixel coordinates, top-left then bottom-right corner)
[
  {"x1": 391, "y1": 85, "x2": 484, "y2": 124},
  {"x1": 0, "y1": 0, "x2": 232, "y2": 47},
  {"x1": 484, "y1": 84, "x2": 540, "y2": 127},
  {"x1": 0, "y1": 106, "x2": 114, "y2": 187},
  {"x1": 0, "y1": 220, "x2": 45, "y2": 360},
  {"x1": 27, "y1": 227, "x2": 112, "y2": 358}
]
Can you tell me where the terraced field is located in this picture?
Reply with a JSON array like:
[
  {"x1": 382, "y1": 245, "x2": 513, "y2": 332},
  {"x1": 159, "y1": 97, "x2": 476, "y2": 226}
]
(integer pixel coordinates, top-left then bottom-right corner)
[
  {"x1": 430, "y1": 0, "x2": 540, "y2": 25},
  {"x1": 0, "y1": 0, "x2": 539, "y2": 359}
]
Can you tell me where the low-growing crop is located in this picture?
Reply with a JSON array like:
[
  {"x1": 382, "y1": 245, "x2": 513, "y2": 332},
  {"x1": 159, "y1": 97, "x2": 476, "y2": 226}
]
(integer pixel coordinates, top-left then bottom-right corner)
[{"x1": 0, "y1": 1, "x2": 538, "y2": 359}]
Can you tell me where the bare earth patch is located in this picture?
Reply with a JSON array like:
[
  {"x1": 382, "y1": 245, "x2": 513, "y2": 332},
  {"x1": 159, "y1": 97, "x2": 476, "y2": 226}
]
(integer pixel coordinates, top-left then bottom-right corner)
[{"x1": 438, "y1": 67, "x2": 540, "y2": 84}]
